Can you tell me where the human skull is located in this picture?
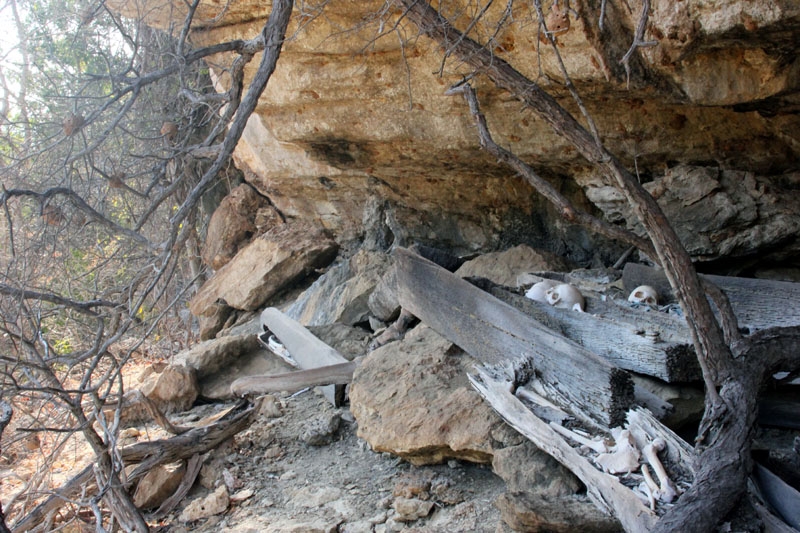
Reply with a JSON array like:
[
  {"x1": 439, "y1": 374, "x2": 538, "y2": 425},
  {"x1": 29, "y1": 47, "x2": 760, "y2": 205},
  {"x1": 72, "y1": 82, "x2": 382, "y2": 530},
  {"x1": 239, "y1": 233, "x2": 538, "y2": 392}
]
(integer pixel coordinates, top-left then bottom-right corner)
[
  {"x1": 545, "y1": 283, "x2": 585, "y2": 312},
  {"x1": 628, "y1": 285, "x2": 659, "y2": 307},
  {"x1": 525, "y1": 279, "x2": 560, "y2": 304}
]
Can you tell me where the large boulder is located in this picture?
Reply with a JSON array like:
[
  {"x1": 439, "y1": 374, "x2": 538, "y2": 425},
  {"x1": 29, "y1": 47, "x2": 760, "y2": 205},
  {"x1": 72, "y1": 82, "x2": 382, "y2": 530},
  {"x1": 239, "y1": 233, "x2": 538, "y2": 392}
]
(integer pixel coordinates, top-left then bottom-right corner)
[
  {"x1": 349, "y1": 325, "x2": 509, "y2": 465},
  {"x1": 108, "y1": 0, "x2": 800, "y2": 262},
  {"x1": 455, "y1": 244, "x2": 572, "y2": 287},
  {"x1": 285, "y1": 250, "x2": 391, "y2": 326},
  {"x1": 189, "y1": 221, "x2": 339, "y2": 319},
  {"x1": 202, "y1": 183, "x2": 277, "y2": 270}
]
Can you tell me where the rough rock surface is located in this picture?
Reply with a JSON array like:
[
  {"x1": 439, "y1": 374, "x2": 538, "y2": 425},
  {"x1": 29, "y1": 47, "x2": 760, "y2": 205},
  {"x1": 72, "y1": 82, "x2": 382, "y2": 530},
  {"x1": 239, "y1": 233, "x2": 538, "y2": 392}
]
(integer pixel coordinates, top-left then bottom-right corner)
[
  {"x1": 286, "y1": 250, "x2": 391, "y2": 326},
  {"x1": 455, "y1": 244, "x2": 572, "y2": 286},
  {"x1": 585, "y1": 165, "x2": 800, "y2": 262},
  {"x1": 202, "y1": 183, "x2": 275, "y2": 270},
  {"x1": 349, "y1": 325, "x2": 510, "y2": 465},
  {"x1": 189, "y1": 221, "x2": 338, "y2": 321},
  {"x1": 138, "y1": 364, "x2": 199, "y2": 414},
  {"x1": 133, "y1": 461, "x2": 186, "y2": 510},
  {"x1": 178, "y1": 334, "x2": 261, "y2": 381},
  {"x1": 179, "y1": 485, "x2": 230, "y2": 522},
  {"x1": 111, "y1": 0, "x2": 800, "y2": 265}
]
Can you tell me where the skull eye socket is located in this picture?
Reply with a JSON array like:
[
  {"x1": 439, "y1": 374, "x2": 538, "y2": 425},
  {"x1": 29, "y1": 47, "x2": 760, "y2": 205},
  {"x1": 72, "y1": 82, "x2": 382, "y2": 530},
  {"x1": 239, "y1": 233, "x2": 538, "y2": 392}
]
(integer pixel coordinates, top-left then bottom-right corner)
[{"x1": 634, "y1": 291, "x2": 644, "y2": 298}]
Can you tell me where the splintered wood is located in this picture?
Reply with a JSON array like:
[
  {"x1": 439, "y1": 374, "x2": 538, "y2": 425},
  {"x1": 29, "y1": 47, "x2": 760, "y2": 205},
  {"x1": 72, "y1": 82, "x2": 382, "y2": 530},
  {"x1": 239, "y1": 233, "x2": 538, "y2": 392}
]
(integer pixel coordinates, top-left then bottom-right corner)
[{"x1": 394, "y1": 248, "x2": 634, "y2": 429}]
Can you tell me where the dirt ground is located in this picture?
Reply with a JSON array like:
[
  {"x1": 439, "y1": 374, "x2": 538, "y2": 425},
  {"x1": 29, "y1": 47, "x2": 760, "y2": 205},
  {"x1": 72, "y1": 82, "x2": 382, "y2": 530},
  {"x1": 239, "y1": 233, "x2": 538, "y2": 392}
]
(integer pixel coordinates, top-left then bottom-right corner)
[
  {"x1": 1, "y1": 383, "x2": 508, "y2": 533},
  {"x1": 161, "y1": 390, "x2": 507, "y2": 533}
]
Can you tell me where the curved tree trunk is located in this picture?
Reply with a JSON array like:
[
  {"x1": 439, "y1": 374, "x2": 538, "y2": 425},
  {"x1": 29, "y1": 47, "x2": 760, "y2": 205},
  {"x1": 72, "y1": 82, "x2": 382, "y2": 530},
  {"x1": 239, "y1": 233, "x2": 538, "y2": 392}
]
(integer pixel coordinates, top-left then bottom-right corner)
[{"x1": 391, "y1": 1, "x2": 798, "y2": 531}]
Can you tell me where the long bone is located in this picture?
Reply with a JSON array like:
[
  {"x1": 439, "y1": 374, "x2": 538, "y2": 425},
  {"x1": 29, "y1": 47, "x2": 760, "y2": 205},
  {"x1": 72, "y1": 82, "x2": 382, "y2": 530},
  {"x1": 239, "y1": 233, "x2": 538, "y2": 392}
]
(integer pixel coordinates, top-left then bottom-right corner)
[
  {"x1": 642, "y1": 437, "x2": 679, "y2": 503},
  {"x1": 549, "y1": 422, "x2": 609, "y2": 454}
]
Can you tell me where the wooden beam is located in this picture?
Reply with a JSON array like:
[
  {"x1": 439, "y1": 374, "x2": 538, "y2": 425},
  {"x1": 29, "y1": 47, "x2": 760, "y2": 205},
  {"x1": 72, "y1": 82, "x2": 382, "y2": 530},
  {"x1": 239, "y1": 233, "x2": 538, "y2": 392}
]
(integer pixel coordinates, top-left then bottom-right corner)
[
  {"x1": 260, "y1": 308, "x2": 349, "y2": 406},
  {"x1": 487, "y1": 285, "x2": 701, "y2": 382},
  {"x1": 469, "y1": 367, "x2": 657, "y2": 532},
  {"x1": 394, "y1": 248, "x2": 634, "y2": 428},
  {"x1": 623, "y1": 263, "x2": 800, "y2": 334}
]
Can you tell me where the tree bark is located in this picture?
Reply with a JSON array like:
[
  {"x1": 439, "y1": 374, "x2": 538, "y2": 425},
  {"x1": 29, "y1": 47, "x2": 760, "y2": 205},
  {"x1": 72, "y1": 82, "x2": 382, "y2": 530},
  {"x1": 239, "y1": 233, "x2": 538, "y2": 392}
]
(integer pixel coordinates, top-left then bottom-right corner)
[{"x1": 390, "y1": 2, "x2": 798, "y2": 531}]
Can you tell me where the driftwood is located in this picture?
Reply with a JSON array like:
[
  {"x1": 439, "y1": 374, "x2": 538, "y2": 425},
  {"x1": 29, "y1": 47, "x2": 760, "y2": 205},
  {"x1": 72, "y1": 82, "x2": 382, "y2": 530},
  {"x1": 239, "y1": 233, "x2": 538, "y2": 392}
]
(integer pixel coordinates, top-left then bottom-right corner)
[
  {"x1": 11, "y1": 400, "x2": 258, "y2": 533},
  {"x1": 259, "y1": 308, "x2": 350, "y2": 406},
  {"x1": 484, "y1": 283, "x2": 701, "y2": 382},
  {"x1": 231, "y1": 360, "x2": 359, "y2": 396},
  {"x1": 469, "y1": 367, "x2": 657, "y2": 532},
  {"x1": 394, "y1": 248, "x2": 634, "y2": 429},
  {"x1": 623, "y1": 263, "x2": 800, "y2": 333}
]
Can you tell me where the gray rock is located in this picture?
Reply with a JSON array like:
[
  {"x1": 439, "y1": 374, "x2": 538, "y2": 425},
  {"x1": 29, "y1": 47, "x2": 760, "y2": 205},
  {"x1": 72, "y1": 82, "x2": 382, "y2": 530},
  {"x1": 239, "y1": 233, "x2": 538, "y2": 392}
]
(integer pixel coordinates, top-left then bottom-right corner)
[
  {"x1": 392, "y1": 497, "x2": 434, "y2": 522},
  {"x1": 301, "y1": 412, "x2": 342, "y2": 446}
]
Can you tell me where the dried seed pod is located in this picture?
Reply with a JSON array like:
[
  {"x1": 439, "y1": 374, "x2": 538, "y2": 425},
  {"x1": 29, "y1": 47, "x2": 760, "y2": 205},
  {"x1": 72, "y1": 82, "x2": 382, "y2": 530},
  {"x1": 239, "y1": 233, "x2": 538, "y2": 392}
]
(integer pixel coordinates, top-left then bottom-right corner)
[
  {"x1": 160, "y1": 121, "x2": 178, "y2": 141},
  {"x1": 62, "y1": 112, "x2": 85, "y2": 136}
]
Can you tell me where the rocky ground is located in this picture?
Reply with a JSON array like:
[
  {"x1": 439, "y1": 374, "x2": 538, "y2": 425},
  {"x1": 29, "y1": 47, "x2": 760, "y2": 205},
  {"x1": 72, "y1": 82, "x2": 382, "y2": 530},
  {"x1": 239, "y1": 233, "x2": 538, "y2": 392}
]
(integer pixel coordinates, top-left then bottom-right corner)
[{"x1": 159, "y1": 390, "x2": 507, "y2": 533}]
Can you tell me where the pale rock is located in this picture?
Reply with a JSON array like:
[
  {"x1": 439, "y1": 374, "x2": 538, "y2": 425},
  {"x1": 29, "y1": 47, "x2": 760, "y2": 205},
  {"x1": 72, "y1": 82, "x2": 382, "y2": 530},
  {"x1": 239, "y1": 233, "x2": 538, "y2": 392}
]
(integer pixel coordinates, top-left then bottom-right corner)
[
  {"x1": 300, "y1": 412, "x2": 341, "y2": 446},
  {"x1": 584, "y1": 166, "x2": 800, "y2": 262},
  {"x1": 290, "y1": 484, "x2": 343, "y2": 508},
  {"x1": 177, "y1": 334, "x2": 261, "y2": 380},
  {"x1": 189, "y1": 221, "x2": 338, "y2": 317},
  {"x1": 258, "y1": 394, "x2": 284, "y2": 418},
  {"x1": 286, "y1": 249, "x2": 391, "y2": 326},
  {"x1": 339, "y1": 521, "x2": 374, "y2": 533},
  {"x1": 202, "y1": 183, "x2": 272, "y2": 270},
  {"x1": 230, "y1": 488, "x2": 254, "y2": 502},
  {"x1": 196, "y1": 302, "x2": 232, "y2": 341},
  {"x1": 139, "y1": 364, "x2": 199, "y2": 414},
  {"x1": 179, "y1": 485, "x2": 230, "y2": 522},
  {"x1": 496, "y1": 492, "x2": 620, "y2": 533},
  {"x1": 264, "y1": 518, "x2": 339, "y2": 533},
  {"x1": 456, "y1": 245, "x2": 572, "y2": 287},
  {"x1": 133, "y1": 461, "x2": 186, "y2": 510},
  {"x1": 392, "y1": 497, "x2": 434, "y2": 522},
  {"x1": 492, "y1": 441, "x2": 581, "y2": 498},
  {"x1": 107, "y1": 0, "x2": 799, "y2": 264},
  {"x1": 367, "y1": 264, "x2": 400, "y2": 322},
  {"x1": 350, "y1": 325, "x2": 506, "y2": 465}
]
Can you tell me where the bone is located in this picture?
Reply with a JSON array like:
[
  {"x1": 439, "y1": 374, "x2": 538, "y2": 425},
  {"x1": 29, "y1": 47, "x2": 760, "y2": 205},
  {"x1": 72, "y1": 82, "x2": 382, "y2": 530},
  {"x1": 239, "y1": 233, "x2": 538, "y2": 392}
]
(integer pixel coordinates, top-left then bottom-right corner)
[
  {"x1": 642, "y1": 437, "x2": 679, "y2": 503},
  {"x1": 525, "y1": 279, "x2": 560, "y2": 304},
  {"x1": 549, "y1": 422, "x2": 609, "y2": 454},
  {"x1": 545, "y1": 283, "x2": 585, "y2": 312},
  {"x1": 595, "y1": 429, "x2": 641, "y2": 474},
  {"x1": 639, "y1": 464, "x2": 659, "y2": 510},
  {"x1": 628, "y1": 285, "x2": 658, "y2": 307}
]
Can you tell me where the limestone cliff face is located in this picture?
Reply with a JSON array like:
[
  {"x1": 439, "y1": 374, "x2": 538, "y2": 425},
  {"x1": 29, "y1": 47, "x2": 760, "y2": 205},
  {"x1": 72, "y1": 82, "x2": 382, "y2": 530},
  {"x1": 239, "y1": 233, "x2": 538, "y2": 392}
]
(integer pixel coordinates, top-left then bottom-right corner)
[{"x1": 114, "y1": 0, "x2": 800, "y2": 265}]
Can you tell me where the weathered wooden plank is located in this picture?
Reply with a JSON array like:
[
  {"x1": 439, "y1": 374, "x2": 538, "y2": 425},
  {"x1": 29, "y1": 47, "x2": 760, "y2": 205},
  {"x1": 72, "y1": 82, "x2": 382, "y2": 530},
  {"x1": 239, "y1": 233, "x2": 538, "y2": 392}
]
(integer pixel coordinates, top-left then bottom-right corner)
[
  {"x1": 394, "y1": 248, "x2": 634, "y2": 429},
  {"x1": 468, "y1": 367, "x2": 657, "y2": 532},
  {"x1": 260, "y1": 307, "x2": 349, "y2": 406},
  {"x1": 623, "y1": 263, "x2": 800, "y2": 333},
  {"x1": 486, "y1": 285, "x2": 701, "y2": 382}
]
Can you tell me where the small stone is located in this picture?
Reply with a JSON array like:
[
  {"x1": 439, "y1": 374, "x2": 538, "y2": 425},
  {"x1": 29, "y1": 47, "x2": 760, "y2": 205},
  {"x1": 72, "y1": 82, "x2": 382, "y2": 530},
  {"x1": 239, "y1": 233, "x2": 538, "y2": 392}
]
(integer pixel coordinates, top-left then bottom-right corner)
[
  {"x1": 279, "y1": 470, "x2": 297, "y2": 481},
  {"x1": 340, "y1": 521, "x2": 373, "y2": 533},
  {"x1": 301, "y1": 412, "x2": 341, "y2": 446},
  {"x1": 179, "y1": 485, "x2": 230, "y2": 522},
  {"x1": 259, "y1": 394, "x2": 283, "y2": 418},
  {"x1": 291, "y1": 485, "x2": 342, "y2": 508},
  {"x1": 447, "y1": 460, "x2": 459, "y2": 469},
  {"x1": 264, "y1": 445, "x2": 283, "y2": 459},
  {"x1": 230, "y1": 489, "x2": 254, "y2": 502},
  {"x1": 392, "y1": 497, "x2": 434, "y2": 522},
  {"x1": 120, "y1": 427, "x2": 140, "y2": 439}
]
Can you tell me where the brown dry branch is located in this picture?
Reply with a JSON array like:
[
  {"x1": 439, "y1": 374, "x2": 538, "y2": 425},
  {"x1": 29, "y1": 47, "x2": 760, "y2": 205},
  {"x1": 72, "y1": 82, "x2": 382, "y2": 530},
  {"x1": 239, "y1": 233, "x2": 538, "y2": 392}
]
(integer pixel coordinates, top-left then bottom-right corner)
[
  {"x1": 1, "y1": 401, "x2": 12, "y2": 533},
  {"x1": 391, "y1": 1, "x2": 800, "y2": 531},
  {"x1": 10, "y1": 400, "x2": 258, "y2": 533}
]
